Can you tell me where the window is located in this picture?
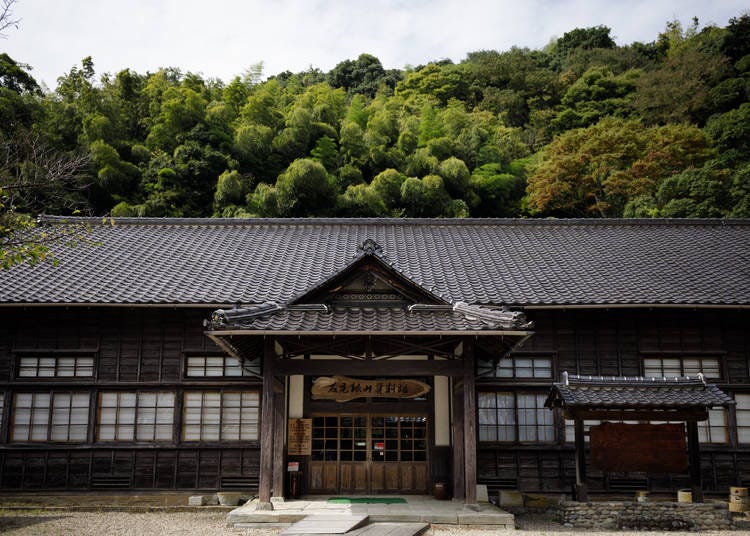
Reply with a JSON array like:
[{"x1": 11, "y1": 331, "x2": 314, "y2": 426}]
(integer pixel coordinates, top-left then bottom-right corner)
[
  {"x1": 478, "y1": 392, "x2": 554, "y2": 442},
  {"x1": 98, "y1": 392, "x2": 175, "y2": 441},
  {"x1": 643, "y1": 357, "x2": 721, "y2": 379},
  {"x1": 17, "y1": 356, "x2": 94, "y2": 378},
  {"x1": 186, "y1": 356, "x2": 251, "y2": 377},
  {"x1": 698, "y1": 408, "x2": 729, "y2": 444},
  {"x1": 478, "y1": 356, "x2": 552, "y2": 379},
  {"x1": 736, "y1": 394, "x2": 750, "y2": 444},
  {"x1": 11, "y1": 392, "x2": 89, "y2": 442},
  {"x1": 565, "y1": 419, "x2": 602, "y2": 443},
  {"x1": 183, "y1": 391, "x2": 259, "y2": 441}
]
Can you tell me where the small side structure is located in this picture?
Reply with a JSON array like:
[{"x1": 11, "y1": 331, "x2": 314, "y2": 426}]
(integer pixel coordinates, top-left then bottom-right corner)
[{"x1": 545, "y1": 372, "x2": 735, "y2": 502}]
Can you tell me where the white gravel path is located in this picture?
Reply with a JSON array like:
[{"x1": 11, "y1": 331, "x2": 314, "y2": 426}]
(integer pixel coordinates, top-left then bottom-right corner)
[{"x1": 0, "y1": 511, "x2": 748, "y2": 536}]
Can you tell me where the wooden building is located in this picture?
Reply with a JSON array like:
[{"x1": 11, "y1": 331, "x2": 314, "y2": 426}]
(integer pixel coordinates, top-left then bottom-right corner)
[{"x1": 0, "y1": 217, "x2": 748, "y2": 503}]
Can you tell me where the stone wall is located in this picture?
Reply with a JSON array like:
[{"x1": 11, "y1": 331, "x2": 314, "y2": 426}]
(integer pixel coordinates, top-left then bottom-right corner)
[{"x1": 555, "y1": 501, "x2": 733, "y2": 531}]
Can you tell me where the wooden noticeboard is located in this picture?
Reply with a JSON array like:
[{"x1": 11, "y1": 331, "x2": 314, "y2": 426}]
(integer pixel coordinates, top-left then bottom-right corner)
[
  {"x1": 288, "y1": 418, "x2": 312, "y2": 455},
  {"x1": 590, "y1": 422, "x2": 688, "y2": 473}
]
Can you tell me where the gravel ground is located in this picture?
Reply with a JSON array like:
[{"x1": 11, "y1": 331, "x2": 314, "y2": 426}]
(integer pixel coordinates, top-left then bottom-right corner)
[{"x1": 0, "y1": 511, "x2": 748, "y2": 536}]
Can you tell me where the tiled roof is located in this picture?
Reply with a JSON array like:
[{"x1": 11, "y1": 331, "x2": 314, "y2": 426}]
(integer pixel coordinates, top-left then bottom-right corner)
[
  {"x1": 1, "y1": 217, "x2": 749, "y2": 306},
  {"x1": 208, "y1": 302, "x2": 532, "y2": 333},
  {"x1": 545, "y1": 374, "x2": 734, "y2": 410}
]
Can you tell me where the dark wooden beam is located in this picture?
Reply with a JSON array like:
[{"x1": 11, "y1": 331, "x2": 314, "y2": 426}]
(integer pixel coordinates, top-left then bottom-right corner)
[
  {"x1": 564, "y1": 409, "x2": 709, "y2": 422},
  {"x1": 686, "y1": 421, "x2": 703, "y2": 503},
  {"x1": 574, "y1": 416, "x2": 588, "y2": 502},
  {"x1": 463, "y1": 339, "x2": 478, "y2": 508},
  {"x1": 273, "y1": 380, "x2": 285, "y2": 498},
  {"x1": 452, "y1": 378, "x2": 465, "y2": 500},
  {"x1": 257, "y1": 339, "x2": 275, "y2": 509},
  {"x1": 274, "y1": 358, "x2": 464, "y2": 377}
]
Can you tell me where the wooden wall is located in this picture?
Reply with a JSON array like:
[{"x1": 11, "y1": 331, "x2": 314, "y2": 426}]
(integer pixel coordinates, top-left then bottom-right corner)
[
  {"x1": 0, "y1": 306, "x2": 748, "y2": 493},
  {"x1": 478, "y1": 308, "x2": 750, "y2": 495},
  {"x1": 0, "y1": 307, "x2": 262, "y2": 491}
]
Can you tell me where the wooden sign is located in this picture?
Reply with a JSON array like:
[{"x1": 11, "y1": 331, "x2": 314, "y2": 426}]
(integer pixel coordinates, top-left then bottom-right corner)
[
  {"x1": 591, "y1": 422, "x2": 688, "y2": 474},
  {"x1": 287, "y1": 418, "x2": 312, "y2": 455},
  {"x1": 311, "y1": 375, "x2": 431, "y2": 402}
]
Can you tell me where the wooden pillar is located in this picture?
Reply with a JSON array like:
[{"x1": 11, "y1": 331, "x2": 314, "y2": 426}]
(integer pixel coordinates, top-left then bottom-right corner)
[
  {"x1": 573, "y1": 415, "x2": 588, "y2": 502},
  {"x1": 463, "y1": 339, "x2": 478, "y2": 507},
  {"x1": 452, "y1": 378, "x2": 465, "y2": 500},
  {"x1": 272, "y1": 379, "x2": 285, "y2": 498},
  {"x1": 686, "y1": 420, "x2": 704, "y2": 503},
  {"x1": 257, "y1": 338, "x2": 275, "y2": 509}
]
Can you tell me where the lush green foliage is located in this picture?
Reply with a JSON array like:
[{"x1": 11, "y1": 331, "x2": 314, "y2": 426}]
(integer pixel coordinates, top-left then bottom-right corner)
[{"x1": 3, "y1": 14, "x2": 750, "y2": 229}]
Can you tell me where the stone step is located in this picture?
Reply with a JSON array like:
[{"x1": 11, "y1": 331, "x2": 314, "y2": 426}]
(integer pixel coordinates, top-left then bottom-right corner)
[
  {"x1": 281, "y1": 514, "x2": 370, "y2": 535},
  {"x1": 283, "y1": 522, "x2": 429, "y2": 536}
]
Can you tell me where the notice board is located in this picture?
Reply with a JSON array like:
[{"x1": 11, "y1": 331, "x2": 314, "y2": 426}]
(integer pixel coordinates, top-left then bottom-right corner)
[
  {"x1": 288, "y1": 418, "x2": 312, "y2": 455},
  {"x1": 590, "y1": 422, "x2": 688, "y2": 473}
]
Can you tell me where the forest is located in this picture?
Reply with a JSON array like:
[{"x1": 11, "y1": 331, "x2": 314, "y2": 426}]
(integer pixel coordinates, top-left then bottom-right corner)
[{"x1": 2, "y1": 14, "x2": 750, "y2": 223}]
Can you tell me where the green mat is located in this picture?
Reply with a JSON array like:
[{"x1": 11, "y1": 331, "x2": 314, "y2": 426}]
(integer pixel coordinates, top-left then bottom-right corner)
[{"x1": 327, "y1": 497, "x2": 407, "y2": 504}]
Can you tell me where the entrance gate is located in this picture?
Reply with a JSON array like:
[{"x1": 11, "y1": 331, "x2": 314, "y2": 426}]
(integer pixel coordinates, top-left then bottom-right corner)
[{"x1": 309, "y1": 414, "x2": 429, "y2": 494}]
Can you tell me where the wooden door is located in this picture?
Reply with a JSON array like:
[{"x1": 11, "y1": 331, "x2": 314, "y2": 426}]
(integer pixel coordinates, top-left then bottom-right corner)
[{"x1": 309, "y1": 414, "x2": 428, "y2": 494}]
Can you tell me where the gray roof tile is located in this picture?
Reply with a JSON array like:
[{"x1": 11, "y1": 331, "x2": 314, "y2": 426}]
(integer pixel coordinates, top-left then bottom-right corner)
[
  {"x1": 546, "y1": 374, "x2": 735, "y2": 410},
  {"x1": 1, "y1": 217, "x2": 749, "y2": 306}
]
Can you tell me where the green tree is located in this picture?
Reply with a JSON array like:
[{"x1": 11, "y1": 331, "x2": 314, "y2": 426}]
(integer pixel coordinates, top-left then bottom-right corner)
[
  {"x1": 275, "y1": 158, "x2": 335, "y2": 216},
  {"x1": 525, "y1": 118, "x2": 714, "y2": 217},
  {"x1": 469, "y1": 163, "x2": 525, "y2": 217},
  {"x1": 336, "y1": 183, "x2": 388, "y2": 216},
  {"x1": 310, "y1": 135, "x2": 339, "y2": 172}
]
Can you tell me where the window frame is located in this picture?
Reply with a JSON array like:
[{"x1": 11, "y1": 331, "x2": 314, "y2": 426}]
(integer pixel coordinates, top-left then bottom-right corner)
[
  {"x1": 477, "y1": 354, "x2": 554, "y2": 380},
  {"x1": 184, "y1": 355, "x2": 253, "y2": 378},
  {"x1": 96, "y1": 391, "x2": 176, "y2": 443},
  {"x1": 641, "y1": 355, "x2": 723, "y2": 380},
  {"x1": 14, "y1": 351, "x2": 97, "y2": 380},
  {"x1": 11, "y1": 391, "x2": 90, "y2": 443},
  {"x1": 735, "y1": 393, "x2": 750, "y2": 445},
  {"x1": 477, "y1": 390, "x2": 555, "y2": 444},
  {"x1": 182, "y1": 390, "x2": 261, "y2": 443}
]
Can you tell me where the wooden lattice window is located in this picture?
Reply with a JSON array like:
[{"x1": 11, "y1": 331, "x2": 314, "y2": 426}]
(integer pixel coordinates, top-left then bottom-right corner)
[
  {"x1": 11, "y1": 392, "x2": 89, "y2": 442},
  {"x1": 736, "y1": 394, "x2": 750, "y2": 444},
  {"x1": 478, "y1": 356, "x2": 552, "y2": 379},
  {"x1": 17, "y1": 356, "x2": 94, "y2": 378},
  {"x1": 97, "y1": 391, "x2": 175, "y2": 441},
  {"x1": 185, "y1": 356, "x2": 251, "y2": 377},
  {"x1": 643, "y1": 357, "x2": 721, "y2": 379},
  {"x1": 698, "y1": 408, "x2": 729, "y2": 444},
  {"x1": 478, "y1": 392, "x2": 554, "y2": 443},
  {"x1": 182, "y1": 391, "x2": 259, "y2": 441},
  {"x1": 310, "y1": 415, "x2": 428, "y2": 462}
]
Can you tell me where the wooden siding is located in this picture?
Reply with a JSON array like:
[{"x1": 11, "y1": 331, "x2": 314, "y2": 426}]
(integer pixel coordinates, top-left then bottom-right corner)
[
  {"x1": 0, "y1": 306, "x2": 748, "y2": 493},
  {"x1": 0, "y1": 307, "x2": 261, "y2": 491},
  {"x1": 478, "y1": 308, "x2": 750, "y2": 495}
]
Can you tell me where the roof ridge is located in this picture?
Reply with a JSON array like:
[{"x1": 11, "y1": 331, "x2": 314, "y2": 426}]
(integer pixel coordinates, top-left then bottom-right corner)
[
  {"x1": 37, "y1": 215, "x2": 750, "y2": 227},
  {"x1": 563, "y1": 373, "x2": 709, "y2": 385}
]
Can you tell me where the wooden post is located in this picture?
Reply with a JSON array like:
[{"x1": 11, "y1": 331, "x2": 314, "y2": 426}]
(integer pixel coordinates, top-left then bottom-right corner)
[
  {"x1": 686, "y1": 420, "x2": 703, "y2": 503},
  {"x1": 257, "y1": 338, "x2": 275, "y2": 509},
  {"x1": 574, "y1": 415, "x2": 588, "y2": 502},
  {"x1": 463, "y1": 338, "x2": 478, "y2": 508},
  {"x1": 452, "y1": 378, "x2": 465, "y2": 500},
  {"x1": 272, "y1": 378, "x2": 285, "y2": 498}
]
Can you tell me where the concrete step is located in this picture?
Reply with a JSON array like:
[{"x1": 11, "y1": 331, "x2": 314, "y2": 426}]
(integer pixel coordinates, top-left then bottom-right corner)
[
  {"x1": 281, "y1": 514, "x2": 370, "y2": 535},
  {"x1": 282, "y1": 522, "x2": 429, "y2": 536}
]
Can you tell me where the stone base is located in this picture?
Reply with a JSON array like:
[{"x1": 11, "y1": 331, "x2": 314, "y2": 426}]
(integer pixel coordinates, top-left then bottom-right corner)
[{"x1": 556, "y1": 501, "x2": 734, "y2": 531}]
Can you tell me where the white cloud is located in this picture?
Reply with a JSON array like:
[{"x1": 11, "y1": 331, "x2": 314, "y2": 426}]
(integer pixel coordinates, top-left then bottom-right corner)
[{"x1": 4, "y1": 0, "x2": 747, "y2": 88}]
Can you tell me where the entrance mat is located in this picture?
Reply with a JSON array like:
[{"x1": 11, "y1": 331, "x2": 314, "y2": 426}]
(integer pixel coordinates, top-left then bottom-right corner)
[{"x1": 327, "y1": 497, "x2": 407, "y2": 504}]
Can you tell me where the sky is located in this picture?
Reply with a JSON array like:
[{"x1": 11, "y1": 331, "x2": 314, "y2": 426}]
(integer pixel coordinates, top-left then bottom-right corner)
[{"x1": 3, "y1": 0, "x2": 748, "y2": 89}]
